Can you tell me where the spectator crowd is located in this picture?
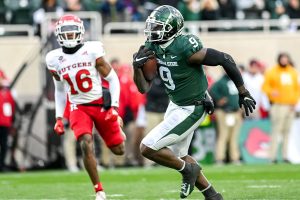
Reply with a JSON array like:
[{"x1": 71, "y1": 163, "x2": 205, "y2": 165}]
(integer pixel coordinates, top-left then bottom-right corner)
[{"x1": 1, "y1": 0, "x2": 300, "y2": 26}]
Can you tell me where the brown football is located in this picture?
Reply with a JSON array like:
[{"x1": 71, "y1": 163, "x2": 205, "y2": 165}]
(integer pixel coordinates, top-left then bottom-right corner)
[{"x1": 142, "y1": 57, "x2": 158, "y2": 81}]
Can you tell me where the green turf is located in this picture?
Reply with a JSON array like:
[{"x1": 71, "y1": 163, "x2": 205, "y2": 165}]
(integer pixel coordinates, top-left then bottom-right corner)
[{"x1": 0, "y1": 164, "x2": 299, "y2": 200}]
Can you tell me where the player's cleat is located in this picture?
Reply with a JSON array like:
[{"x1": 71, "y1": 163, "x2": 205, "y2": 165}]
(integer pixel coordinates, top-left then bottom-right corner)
[
  {"x1": 180, "y1": 163, "x2": 200, "y2": 199},
  {"x1": 95, "y1": 191, "x2": 107, "y2": 200},
  {"x1": 205, "y1": 193, "x2": 224, "y2": 200}
]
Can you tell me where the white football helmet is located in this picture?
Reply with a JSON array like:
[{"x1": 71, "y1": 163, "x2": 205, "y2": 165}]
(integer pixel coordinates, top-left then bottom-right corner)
[{"x1": 55, "y1": 14, "x2": 85, "y2": 48}]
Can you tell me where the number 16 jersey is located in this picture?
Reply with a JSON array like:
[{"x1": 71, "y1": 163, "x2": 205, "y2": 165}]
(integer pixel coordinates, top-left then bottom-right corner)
[{"x1": 46, "y1": 41, "x2": 105, "y2": 104}]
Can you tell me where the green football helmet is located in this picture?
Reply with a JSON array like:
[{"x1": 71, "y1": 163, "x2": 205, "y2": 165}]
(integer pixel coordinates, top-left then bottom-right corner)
[{"x1": 144, "y1": 5, "x2": 184, "y2": 43}]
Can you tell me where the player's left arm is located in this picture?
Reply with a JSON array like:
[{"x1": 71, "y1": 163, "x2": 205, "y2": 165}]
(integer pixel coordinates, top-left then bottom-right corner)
[
  {"x1": 96, "y1": 56, "x2": 120, "y2": 121},
  {"x1": 189, "y1": 48, "x2": 256, "y2": 116}
]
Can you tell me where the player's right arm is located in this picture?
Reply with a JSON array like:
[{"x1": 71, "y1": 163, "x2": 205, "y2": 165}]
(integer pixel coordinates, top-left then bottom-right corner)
[
  {"x1": 52, "y1": 76, "x2": 66, "y2": 120},
  {"x1": 133, "y1": 68, "x2": 151, "y2": 94},
  {"x1": 132, "y1": 45, "x2": 154, "y2": 94},
  {"x1": 46, "y1": 52, "x2": 66, "y2": 135},
  {"x1": 52, "y1": 77, "x2": 66, "y2": 135}
]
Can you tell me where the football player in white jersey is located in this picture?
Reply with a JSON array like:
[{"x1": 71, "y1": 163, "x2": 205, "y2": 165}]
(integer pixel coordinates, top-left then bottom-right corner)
[{"x1": 46, "y1": 14, "x2": 125, "y2": 200}]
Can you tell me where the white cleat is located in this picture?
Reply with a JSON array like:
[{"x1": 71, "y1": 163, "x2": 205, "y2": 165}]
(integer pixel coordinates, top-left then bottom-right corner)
[{"x1": 95, "y1": 191, "x2": 107, "y2": 200}]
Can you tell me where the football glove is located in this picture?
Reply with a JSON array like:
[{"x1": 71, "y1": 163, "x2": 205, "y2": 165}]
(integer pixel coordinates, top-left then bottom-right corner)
[
  {"x1": 132, "y1": 45, "x2": 155, "y2": 70},
  {"x1": 105, "y1": 107, "x2": 118, "y2": 122},
  {"x1": 238, "y1": 90, "x2": 256, "y2": 116},
  {"x1": 203, "y1": 92, "x2": 214, "y2": 115},
  {"x1": 54, "y1": 118, "x2": 64, "y2": 135}
]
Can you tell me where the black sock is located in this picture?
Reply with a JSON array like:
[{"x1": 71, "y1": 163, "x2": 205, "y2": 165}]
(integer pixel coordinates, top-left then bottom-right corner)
[{"x1": 202, "y1": 185, "x2": 217, "y2": 197}]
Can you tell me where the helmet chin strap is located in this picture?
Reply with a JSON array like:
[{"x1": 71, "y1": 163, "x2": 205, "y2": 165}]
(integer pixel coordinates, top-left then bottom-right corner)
[{"x1": 62, "y1": 43, "x2": 83, "y2": 54}]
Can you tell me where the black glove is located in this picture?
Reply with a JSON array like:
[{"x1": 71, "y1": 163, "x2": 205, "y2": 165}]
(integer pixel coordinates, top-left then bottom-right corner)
[
  {"x1": 132, "y1": 45, "x2": 155, "y2": 69},
  {"x1": 238, "y1": 90, "x2": 256, "y2": 116},
  {"x1": 203, "y1": 92, "x2": 214, "y2": 115}
]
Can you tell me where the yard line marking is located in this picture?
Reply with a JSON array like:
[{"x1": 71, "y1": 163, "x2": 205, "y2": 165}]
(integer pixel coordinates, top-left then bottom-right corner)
[
  {"x1": 107, "y1": 194, "x2": 124, "y2": 197},
  {"x1": 247, "y1": 185, "x2": 281, "y2": 188}
]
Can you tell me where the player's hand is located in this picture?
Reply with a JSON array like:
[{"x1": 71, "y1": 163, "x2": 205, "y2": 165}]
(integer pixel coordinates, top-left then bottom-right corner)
[
  {"x1": 54, "y1": 118, "x2": 65, "y2": 135},
  {"x1": 238, "y1": 89, "x2": 256, "y2": 116},
  {"x1": 203, "y1": 92, "x2": 214, "y2": 115},
  {"x1": 105, "y1": 107, "x2": 118, "y2": 122},
  {"x1": 132, "y1": 45, "x2": 155, "y2": 70}
]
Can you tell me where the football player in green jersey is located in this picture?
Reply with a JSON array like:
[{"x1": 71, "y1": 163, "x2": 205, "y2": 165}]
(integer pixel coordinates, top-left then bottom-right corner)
[{"x1": 132, "y1": 5, "x2": 256, "y2": 200}]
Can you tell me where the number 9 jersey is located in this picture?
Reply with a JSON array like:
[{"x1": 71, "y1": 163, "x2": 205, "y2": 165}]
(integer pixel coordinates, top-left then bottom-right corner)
[
  {"x1": 46, "y1": 41, "x2": 105, "y2": 104},
  {"x1": 145, "y1": 34, "x2": 208, "y2": 106}
]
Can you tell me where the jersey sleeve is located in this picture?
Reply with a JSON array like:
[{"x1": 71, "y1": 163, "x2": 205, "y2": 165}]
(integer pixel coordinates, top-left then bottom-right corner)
[
  {"x1": 181, "y1": 34, "x2": 203, "y2": 59},
  {"x1": 89, "y1": 41, "x2": 106, "y2": 60},
  {"x1": 45, "y1": 51, "x2": 58, "y2": 73}
]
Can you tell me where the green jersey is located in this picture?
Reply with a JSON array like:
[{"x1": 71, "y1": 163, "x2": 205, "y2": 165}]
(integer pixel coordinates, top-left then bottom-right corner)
[{"x1": 145, "y1": 34, "x2": 208, "y2": 106}]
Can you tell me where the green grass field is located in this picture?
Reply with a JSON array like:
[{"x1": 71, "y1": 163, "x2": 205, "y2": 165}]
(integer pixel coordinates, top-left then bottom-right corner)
[{"x1": 0, "y1": 164, "x2": 299, "y2": 200}]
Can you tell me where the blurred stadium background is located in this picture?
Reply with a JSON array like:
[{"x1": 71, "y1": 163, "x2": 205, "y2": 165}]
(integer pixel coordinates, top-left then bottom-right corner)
[{"x1": 0, "y1": 0, "x2": 300, "y2": 199}]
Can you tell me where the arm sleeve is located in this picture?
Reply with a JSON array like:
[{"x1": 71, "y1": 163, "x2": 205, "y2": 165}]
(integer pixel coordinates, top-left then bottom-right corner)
[
  {"x1": 54, "y1": 79, "x2": 66, "y2": 118},
  {"x1": 202, "y1": 48, "x2": 244, "y2": 88},
  {"x1": 103, "y1": 69, "x2": 120, "y2": 107}
]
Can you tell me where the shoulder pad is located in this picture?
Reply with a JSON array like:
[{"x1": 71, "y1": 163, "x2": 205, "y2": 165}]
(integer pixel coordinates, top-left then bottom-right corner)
[
  {"x1": 180, "y1": 34, "x2": 203, "y2": 59},
  {"x1": 85, "y1": 41, "x2": 105, "y2": 59},
  {"x1": 45, "y1": 49, "x2": 61, "y2": 71}
]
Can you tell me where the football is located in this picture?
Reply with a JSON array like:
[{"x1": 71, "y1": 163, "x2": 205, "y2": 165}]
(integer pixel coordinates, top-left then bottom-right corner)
[{"x1": 142, "y1": 56, "x2": 158, "y2": 81}]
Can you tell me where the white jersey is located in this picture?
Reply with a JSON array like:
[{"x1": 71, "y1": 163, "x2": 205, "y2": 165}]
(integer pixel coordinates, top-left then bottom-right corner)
[{"x1": 46, "y1": 41, "x2": 105, "y2": 104}]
